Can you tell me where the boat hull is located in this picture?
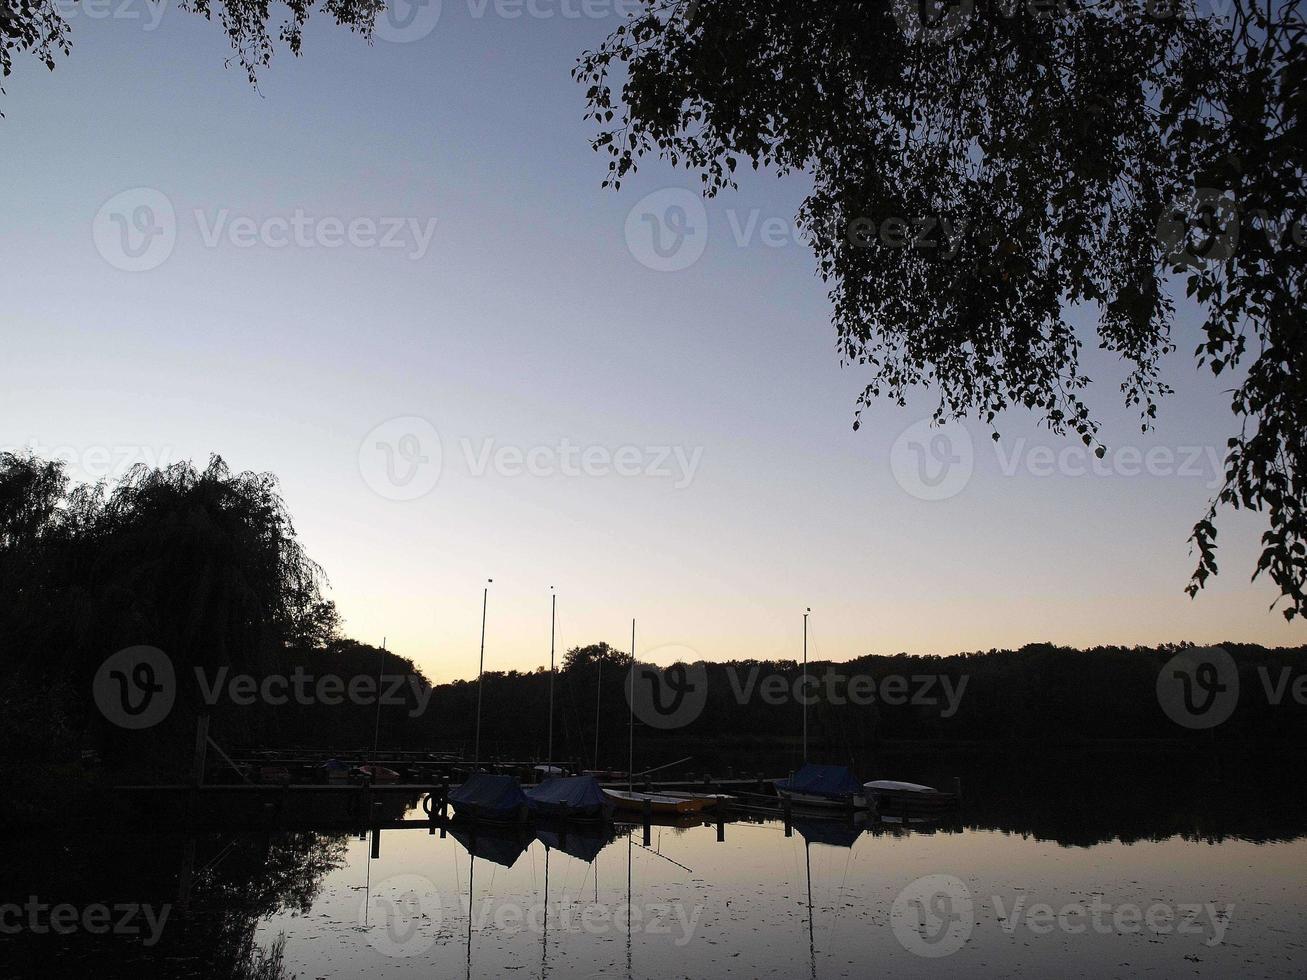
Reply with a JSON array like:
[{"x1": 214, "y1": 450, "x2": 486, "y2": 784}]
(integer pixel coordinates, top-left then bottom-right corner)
[
  {"x1": 866, "y1": 788, "x2": 957, "y2": 809},
  {"x1": 659, "y1": 791, "x2": 733, "y2": 811},
  {"x1": 526, "y1": 799, "x2": 613, "y2": 821},
  {"x1": 775, "y1": 788, "x2": 870, "y2": 811},
  {"x1": 450, "y1": 801, "x2": 528, "y2": 824},
  {"x1": 603, "y1": 789, "x2": 710, "y2": 815}
]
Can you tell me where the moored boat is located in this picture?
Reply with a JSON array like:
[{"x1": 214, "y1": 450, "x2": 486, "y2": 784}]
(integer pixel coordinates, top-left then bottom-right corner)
[
  {"x1": 525, "y1": 774, "x2": 613, "y2": 821},
  {"x1": 449, "y1": 772, "x2": 529, "y2": 823},
  {"x1": 352, "y1": 764, "x2": 400, "y2": 784},
  {"x1": 774, "y1": 764, "x2": 870, "y2": 810},
  {"x1": 602, "y1": 789, "x2": 711, "y2": 815},
  {"x1": 320, "y1": 758, "x2": 350, "y2": 784},
  {"x1": 659, "y1": 790, "x2": 735, "y2": 810},
  {"x1": 863, "y1": 779, "x2": 957, "y2": 809}
]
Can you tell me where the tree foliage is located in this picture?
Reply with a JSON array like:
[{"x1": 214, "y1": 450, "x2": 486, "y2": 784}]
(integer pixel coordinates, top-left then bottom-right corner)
[
  {"x1": 0, "y1": 452, "x2": 339, "y2": 750},
  {"x1": 1, "y1": 0, "x2": 384, "y2": 92},
  {"x1": 577, "y1": 0, "x2": 1307, "y2": 617}
]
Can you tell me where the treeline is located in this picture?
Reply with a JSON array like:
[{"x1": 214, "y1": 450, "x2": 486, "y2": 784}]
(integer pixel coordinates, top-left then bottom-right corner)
[
  {"x1": 3, "y1": 452, "x2": 1304, "y2": 819},
  {"x1": 425, "y1": 641, "x2": 1307, "y2": 774}
]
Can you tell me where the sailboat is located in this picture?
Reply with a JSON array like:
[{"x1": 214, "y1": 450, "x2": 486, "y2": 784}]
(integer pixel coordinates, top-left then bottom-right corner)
[
  {"x1": 527, "y1": 774, "x2": 615, "y2": 820},
  {"x1": 523, "y1": 589, "x2": 617, "y2": 821},
  {"x1": 448, "y1": 580, "x2": 529, "y2": 823},
  {"x1": 449, "y1": 772, "x2": 530, "y2": 823},
  {"x1": 599, "y1": 620, "x2": 712, "y2": 816},
  {"x1": 772, "y1": 610, "x2": 871, "y2": 811}
]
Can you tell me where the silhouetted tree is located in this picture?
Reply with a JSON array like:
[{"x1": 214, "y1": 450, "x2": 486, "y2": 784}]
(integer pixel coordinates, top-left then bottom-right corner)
[
  {"x1": 1, "y1": 0, "x2": 385, "y2": 92},
  {"x1": 578, "y1": 0, "x2": 1307, "y2": 617},
  {"x1": 0, "y1": 452, "x2": 340, "y2": 767}
]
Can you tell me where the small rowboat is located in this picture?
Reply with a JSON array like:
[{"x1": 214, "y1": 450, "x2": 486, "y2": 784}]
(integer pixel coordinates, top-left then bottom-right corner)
[
  {"x1": 602, "y1": 789, "x2": 711, "y2": 815},
  {"x1": 658, "y1": 791, "x2": 735, "y2": 810}
]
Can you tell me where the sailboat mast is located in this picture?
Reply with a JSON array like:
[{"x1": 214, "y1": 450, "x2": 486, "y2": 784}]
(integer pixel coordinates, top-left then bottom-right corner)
[
  {"x1": 548, "y1": 587, "x2": 556, "y2": 769},
  {"x1": 372, "y1": 636, "x2": 386, "y2": 768},
  {"x1": 628, "y1": 618, "x2": 635, "y2": 793},
  {"x1": 803, "y1": 608, "x2": 810, "y2": 765},
  {"x1": 593, "y1": 655, "x2": 603, "y2": 770},
  {"x1": 473, "y1": 579, "x2": 492, "y2": 767}
]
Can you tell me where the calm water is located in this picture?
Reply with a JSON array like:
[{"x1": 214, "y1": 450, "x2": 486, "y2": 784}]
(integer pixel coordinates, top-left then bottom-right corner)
[
  {"x1": 4, "y1": 757, "x2": 1306, "y2": 978},
  {"x1": 255, "y1": 811, "x2": 1304, "y2": 978}
]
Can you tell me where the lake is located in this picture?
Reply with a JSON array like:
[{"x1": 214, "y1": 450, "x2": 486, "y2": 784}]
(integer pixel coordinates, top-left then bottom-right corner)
[{"x1": 3, "y1": 753, "x2": 1305, "y2": 977}]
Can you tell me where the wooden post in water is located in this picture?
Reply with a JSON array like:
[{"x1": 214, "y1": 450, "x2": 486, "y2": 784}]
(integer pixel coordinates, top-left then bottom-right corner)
[
  {"x1": 783, "y1": 795, "x2": 793, "y2": 837},
  {"x1": 716, "y1": 814, "x2": 725, "y2": 843},
  {"x1": 187, "y1": 714, "x2": 210, "y2": 824},
  {"x1": 191, "y1": 714, "x2": 210, "y2": 786},
  {"x1": 642, "y1": 798, "x2": 652, "y2": 847},
  {"x1": 177, "y1": 835, "x2": 196, "y2": 910}
]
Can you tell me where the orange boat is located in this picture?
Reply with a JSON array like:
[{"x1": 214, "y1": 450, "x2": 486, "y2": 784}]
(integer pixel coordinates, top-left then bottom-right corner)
[{"x1": 602, "y1": 789, "x2": 710, "y2": 815}]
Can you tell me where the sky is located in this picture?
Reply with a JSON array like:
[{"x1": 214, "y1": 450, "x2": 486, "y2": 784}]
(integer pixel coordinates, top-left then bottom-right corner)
[{"x1": 2, "y1": 0, "x2": 1302, "y2": 682}]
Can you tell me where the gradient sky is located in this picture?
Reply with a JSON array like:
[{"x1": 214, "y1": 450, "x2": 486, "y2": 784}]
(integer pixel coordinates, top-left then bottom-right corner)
[{"x1": 3, "y1": 2, "x2": 1302, "y2": 682}]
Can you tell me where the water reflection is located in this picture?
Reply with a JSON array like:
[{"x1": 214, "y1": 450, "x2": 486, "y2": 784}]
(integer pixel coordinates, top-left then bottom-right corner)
[{"x1": 4, "y1": 757, "x2": 1306, "y2": 978}]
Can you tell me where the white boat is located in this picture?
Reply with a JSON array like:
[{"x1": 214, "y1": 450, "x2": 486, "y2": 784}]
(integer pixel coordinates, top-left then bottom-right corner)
[
  {"x1": 865, "y1": 780, "x2": 936, "y2": 794},
  {"x1": 863, "y1": 779, "x2": 957, "y2": 808}
]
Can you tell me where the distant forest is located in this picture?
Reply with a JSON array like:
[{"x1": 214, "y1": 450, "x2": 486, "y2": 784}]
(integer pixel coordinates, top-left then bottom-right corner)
[{"x1": 3, "y1": 453, "x2": 1304, "y2": 823}]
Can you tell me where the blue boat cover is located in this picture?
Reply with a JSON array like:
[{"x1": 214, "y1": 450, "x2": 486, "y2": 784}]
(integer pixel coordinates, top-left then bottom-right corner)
[
  {"x1": 525, "y1": 775, "x2": 606, "y2": 810},
  {"x1": 449, "y1": 773, "x2": 528, "y2": 812},
  {"x1": 776, "y1": 764, "x2": 861, "y2": 798}
]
